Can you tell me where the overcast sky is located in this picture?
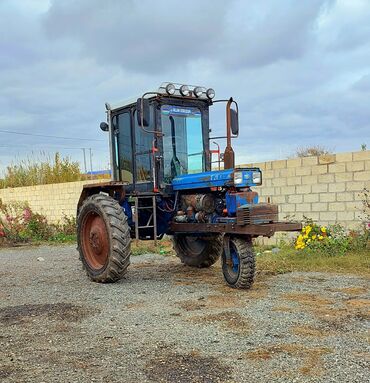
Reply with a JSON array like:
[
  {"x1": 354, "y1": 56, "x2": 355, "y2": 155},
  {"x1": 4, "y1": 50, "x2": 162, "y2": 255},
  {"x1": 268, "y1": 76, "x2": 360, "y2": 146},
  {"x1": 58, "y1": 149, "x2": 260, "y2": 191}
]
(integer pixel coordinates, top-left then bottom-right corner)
[{"x1": 1, "y1": 0, "x2": 369, "y2": 174}]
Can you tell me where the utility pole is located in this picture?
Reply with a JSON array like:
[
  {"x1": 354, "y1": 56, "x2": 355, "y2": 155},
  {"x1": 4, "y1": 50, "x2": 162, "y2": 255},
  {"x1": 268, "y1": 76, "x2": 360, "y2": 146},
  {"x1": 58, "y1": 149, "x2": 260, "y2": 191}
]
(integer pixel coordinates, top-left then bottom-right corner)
[
  {"x1": 89, "y1": 148, "x2": 93, "y2": 179},
  {"x1": 82, "y1": 148, "x2": 87, "y2": 174}
]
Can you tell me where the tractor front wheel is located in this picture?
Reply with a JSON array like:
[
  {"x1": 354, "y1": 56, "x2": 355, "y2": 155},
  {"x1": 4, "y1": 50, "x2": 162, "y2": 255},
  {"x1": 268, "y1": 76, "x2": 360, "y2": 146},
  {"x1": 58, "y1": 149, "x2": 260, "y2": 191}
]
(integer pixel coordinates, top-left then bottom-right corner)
[
  {"x1": 221, "y1": 236, "x2": 255, "y2": 289},
  {"x1": 173, "y1": 234, "x2": 223, "y2": 268},
  {"x1": 77, "y1": 194, "x2": 131, "y2": 283}
]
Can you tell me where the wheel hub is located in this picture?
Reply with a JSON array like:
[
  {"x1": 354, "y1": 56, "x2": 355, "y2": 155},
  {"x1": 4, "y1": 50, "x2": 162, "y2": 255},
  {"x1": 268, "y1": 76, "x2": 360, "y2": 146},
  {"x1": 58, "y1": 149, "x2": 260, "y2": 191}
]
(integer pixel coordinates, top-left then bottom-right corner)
[
  {"x1": 82, "y1": 212, "x2": 109, "y2": 270},
  {"x1": 182, "y1": 236, "x2": 207, "y2": 257},
  {"x1": 231, "y1": 249, "x2": 240, "y2": 273},
  {"x1": 89, "y1": 229, "x2": 103, "y2": 254}
]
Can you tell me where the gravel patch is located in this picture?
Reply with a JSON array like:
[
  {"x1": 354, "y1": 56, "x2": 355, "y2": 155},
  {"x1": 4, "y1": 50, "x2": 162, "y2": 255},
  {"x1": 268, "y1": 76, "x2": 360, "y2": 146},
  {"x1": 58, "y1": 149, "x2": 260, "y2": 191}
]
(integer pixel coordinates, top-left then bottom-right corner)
[{"x1": 0, "y1": 244, "x2": 369, "y2": 382}]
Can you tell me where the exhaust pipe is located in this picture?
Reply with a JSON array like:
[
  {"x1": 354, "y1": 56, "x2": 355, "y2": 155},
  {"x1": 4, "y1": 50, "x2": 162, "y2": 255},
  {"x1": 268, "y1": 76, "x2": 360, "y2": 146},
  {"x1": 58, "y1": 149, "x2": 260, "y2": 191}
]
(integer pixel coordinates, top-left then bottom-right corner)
[{"x1": 224, "y1": 97, "x2": 235, "y2": 169}]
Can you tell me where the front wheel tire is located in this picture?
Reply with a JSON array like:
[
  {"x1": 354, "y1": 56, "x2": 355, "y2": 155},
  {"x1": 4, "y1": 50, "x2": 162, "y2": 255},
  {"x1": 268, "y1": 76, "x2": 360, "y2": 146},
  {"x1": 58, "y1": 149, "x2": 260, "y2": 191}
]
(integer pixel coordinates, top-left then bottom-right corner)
[{"x1": 221, "y1": 236, "x2": 255, "y2": 289}]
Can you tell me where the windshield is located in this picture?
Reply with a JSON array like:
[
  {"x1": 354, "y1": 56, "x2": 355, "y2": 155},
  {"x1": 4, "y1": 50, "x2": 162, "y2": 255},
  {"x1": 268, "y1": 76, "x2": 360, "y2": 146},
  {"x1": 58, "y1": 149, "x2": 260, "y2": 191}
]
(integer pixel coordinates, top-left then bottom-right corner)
[{"x1": 161, "y1": 105, "x2": 204, "y2": 183}]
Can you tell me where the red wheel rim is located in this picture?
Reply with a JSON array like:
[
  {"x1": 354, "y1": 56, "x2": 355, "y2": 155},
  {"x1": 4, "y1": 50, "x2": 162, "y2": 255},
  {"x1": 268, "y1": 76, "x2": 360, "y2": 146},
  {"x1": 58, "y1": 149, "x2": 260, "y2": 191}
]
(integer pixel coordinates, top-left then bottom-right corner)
[{"x1": 81, "y1": 212, "x2": 109, "y2": 270}]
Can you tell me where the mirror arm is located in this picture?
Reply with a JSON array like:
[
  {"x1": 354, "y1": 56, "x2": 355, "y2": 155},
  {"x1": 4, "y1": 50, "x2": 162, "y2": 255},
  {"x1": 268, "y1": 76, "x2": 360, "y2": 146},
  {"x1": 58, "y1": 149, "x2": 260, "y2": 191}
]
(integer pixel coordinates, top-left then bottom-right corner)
[
  {"x1": 212, "y1": 99, "x2": 231, "y2": 103},
  {"x1": 210, "y1": 98, "x2": 239, "y2": 138},
  {"x1": 210, "y1": 135, "x2": 238, "y2": 140}
]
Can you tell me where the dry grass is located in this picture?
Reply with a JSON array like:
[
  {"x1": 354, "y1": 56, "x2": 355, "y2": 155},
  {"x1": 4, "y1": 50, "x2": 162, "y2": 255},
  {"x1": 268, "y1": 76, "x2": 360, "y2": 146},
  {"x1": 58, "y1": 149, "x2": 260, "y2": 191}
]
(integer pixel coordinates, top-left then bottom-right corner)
[
  {"x1": 291, "y1": 325, "x2": 329, "y2": 337},
  {"x1": 205, "y1": 293, "x2": 242, "y2": 309},
  {"x1": 190, "y1": 311, "x2": 250, "y2": 334},
  {"x1": 281, "y1": 291, "x2": 370, "y2": 326},
  {"x1": 272, "y1": 306, "x2": 295, "y2": 313},
  {"x1": 335, "y1": 286, "x2": 368, "y2": 295},
  {"x1": 345, "y1": 298, "x2": 370, "y2": 309},
  {"x1": 245, "y1": 344, "x2": 332, "y2": 376},
  {"x1": 125, "y1": 301, "x2": 146, "y2": 309},
  {"x1": 282, "y1": 292, "x2": 334, "y2": 307},
  {"x1": 177, "y1": 300, "x2": 207, "y2": 311}
]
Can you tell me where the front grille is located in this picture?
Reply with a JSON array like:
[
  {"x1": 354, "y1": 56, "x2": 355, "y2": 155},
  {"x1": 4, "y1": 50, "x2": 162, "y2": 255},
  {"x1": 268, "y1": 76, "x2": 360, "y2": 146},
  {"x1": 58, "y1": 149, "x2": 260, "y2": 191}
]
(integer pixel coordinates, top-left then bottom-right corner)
[{"x1": 236, "y1": 203, "x2": 278, "y2": 225}]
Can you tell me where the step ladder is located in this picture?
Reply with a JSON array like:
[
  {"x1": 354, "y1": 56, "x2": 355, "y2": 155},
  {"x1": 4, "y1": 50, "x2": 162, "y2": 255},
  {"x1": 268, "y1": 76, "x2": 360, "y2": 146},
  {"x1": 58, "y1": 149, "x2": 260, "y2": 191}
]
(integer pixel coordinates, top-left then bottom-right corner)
[{"x1": 133, "y1": 195, "x2": 158, "y2": 245}]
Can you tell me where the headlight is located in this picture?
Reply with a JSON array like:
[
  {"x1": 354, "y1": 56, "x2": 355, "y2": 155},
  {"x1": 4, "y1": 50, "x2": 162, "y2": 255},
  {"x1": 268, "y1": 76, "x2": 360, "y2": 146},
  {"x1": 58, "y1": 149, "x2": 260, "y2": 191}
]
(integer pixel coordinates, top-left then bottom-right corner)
[
  {"x1": 252, "y1": 171, "x2": 262, "y2": 185},
  {"x1": 166, "y1": 83, "x2": 176, "y2": 95},
  {"x1": 206, "y1": 88, "x2": 215, "y2": 99},
  {"x1": 193, "y1": 86, "x2": 204, "y2": 97},
  {"x1": 180, "y1": 85, "x2": 190, "y2": 96},
  {"x1": 234, "y1": 171, "x2": 243, "y2": 185}
]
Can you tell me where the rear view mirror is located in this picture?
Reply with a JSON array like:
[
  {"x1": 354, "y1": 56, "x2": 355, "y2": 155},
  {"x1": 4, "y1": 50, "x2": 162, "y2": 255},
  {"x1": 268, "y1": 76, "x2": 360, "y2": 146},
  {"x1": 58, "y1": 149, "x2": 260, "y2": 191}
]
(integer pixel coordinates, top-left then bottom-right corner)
[
  {"x1": 100, "y1": 122, "x2": 109, "y2": 132},
  {"x1": 230, "y1": 109, "x2": 239, "y2": 136},
  {"x1": 136, "y1": 98, "x2": 150, "y2": 127}
]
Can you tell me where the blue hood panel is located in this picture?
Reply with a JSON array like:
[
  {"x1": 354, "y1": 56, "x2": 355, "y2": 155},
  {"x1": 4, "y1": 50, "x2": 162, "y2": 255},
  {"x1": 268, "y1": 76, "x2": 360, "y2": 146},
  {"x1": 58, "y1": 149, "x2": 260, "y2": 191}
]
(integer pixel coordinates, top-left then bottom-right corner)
[{"x1": 172, "y1": 168, "x2": 260, "y2": 191}]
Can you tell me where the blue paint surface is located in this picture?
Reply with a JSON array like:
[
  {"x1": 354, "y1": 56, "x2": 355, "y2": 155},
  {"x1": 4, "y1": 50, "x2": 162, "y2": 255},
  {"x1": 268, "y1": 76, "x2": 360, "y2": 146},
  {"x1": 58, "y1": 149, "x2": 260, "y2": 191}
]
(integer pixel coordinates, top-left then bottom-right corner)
[
  {"x1": 120, "y1": 198, "x2": 133, "y2": 226},
  {"x1": 231, "y1": 248, "x2": 239, "y2": 273},
  {"x1": 172, "y1": 168, "x2": 261, "y2": 191},
  {"x1": 225, "y1": 191, "x2": 259, "y2": 216}
]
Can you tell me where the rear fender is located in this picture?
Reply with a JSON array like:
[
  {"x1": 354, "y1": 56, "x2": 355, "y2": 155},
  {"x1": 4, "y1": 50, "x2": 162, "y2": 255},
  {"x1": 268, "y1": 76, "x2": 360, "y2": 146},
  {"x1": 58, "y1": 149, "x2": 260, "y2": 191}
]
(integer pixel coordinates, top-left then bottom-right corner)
[{"x1": 77, "y1": 181, "x2": 126, "y2": 214}]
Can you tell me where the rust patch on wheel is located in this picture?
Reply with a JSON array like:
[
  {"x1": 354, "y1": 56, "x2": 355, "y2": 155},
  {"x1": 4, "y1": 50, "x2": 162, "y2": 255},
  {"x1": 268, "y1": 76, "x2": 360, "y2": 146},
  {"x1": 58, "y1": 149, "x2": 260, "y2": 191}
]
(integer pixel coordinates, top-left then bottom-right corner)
[{"x1": 82, "y1": 211, "x2": 109, "y2": 270}]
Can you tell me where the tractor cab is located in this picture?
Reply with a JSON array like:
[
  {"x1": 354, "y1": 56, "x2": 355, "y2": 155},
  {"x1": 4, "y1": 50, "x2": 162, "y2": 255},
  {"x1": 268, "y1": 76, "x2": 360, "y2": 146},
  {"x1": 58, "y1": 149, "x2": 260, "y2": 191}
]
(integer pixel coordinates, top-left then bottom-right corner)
[
  {"x1": 77, "y1": 83, "x2": 301, "y2": 290},
  {"x1": 102, "y1": 82, "x2": 237, "y2": 194}
]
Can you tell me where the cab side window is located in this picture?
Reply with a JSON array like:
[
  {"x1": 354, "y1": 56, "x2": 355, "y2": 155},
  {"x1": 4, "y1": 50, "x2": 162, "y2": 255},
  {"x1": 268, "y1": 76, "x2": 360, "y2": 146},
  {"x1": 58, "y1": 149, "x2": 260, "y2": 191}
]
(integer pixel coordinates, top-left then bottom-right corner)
[
  {"x1": 117, "y1": 112, "x2": 133, "y2": 183},
  {"x1": 134, "y1": 106, "x2": 155, "y2": 182}
]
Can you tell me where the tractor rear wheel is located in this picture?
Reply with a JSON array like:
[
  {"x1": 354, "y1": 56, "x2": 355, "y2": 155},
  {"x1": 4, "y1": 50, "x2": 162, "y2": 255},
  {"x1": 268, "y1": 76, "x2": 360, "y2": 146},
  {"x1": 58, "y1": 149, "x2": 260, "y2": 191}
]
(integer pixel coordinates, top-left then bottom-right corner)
[
  {"x1": 77, "y1": 194, "x2": 131, "y2": 283},
  {"x1": 173, "y1": 234, "x2": 223, "y2": 268},
  {"x1": 221, "y1": 236, "x2": 255, "y2": 289}
]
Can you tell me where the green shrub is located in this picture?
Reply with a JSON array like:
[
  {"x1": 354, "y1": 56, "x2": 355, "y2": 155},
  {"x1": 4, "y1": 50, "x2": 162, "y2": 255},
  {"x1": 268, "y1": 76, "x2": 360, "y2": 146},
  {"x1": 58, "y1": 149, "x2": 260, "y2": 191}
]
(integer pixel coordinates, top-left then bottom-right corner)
[
  {"x1": 0, "y1": 199, "x2": 76, "y2": 245},
  {"x1": 26, "y1": 213, "x2": 53, "y2": 241},
  {"x1": 1, "y1": 152, "x2": 83, "y2": 188},
  {"x1": 294, "y1": 145, "x2": 331, "y2": 158},
  {"x1": 294, "y1": 216, "x2": 369, "y2": 256},
  {"x1": 360, "y1": 188, "x2": 370, "y2": 222},
  {"x1": 57, "y1": 214, "x2": 77, "y2": 236}
]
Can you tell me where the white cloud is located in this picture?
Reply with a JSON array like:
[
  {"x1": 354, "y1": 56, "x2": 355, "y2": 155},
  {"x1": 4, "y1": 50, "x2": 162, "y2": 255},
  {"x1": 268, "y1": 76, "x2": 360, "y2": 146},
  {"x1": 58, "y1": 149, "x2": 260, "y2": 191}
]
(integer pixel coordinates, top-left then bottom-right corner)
[{"x1": 0, "y1": 0, "x2": 369, "y2": 173}]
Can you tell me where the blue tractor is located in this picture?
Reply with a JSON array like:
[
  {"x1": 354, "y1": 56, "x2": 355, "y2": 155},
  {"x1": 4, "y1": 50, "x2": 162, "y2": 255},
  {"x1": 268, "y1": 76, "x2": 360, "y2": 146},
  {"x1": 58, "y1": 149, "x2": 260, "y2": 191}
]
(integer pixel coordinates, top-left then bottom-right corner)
[{"x1": 77, "y1": 83, "x2": 301, "y2": 289}]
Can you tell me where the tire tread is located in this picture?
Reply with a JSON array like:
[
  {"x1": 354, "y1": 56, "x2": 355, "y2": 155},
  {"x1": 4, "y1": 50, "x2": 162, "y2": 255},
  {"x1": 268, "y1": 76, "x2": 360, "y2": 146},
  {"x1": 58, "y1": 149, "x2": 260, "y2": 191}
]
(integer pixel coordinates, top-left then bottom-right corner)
[
  {"x1": 222, "y1": 236, "x2": 255, "y2": 289},
  {"x1": 77, "y1": 193, "x2": 131, "y2": 283},
  {"x1": 172, "y1": 234, "x2": 223, "y2": 268}
]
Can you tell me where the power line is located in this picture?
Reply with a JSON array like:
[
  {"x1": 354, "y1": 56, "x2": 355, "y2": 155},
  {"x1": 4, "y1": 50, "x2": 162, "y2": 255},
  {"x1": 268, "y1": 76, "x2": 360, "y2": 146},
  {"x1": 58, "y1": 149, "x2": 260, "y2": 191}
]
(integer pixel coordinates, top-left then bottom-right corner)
[
  {"x1": 0, "y1": 129, "x2": 104, "y2": 142},
  {"x1": 0, "y1": 144, "x2": 90, "y2": 151}
]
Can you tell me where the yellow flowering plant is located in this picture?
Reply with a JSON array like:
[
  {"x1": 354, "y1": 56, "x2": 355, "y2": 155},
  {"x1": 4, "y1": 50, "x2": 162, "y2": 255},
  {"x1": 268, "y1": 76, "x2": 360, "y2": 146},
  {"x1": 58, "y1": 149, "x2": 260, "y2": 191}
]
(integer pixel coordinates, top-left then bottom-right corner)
[
  {"x1": 295, "y1": 218, "x2": 329, "y2": 250},
  {"x1": 295, "y1": 212, "x2": 369, "y2": 256}
]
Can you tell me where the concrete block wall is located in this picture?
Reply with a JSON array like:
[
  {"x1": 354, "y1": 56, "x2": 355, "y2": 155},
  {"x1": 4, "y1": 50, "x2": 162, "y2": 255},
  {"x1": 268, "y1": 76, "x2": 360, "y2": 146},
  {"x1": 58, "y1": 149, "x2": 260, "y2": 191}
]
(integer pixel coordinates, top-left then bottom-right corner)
[
  {"x1": 0, "y1": 179, "x2": 106, "y2": 223},
  {"x1": 0, "y1": 149, "x2": 369, "y2": 228},
  {"x1": 239, "y1": 150, "x2": 370, "y2": 229}
]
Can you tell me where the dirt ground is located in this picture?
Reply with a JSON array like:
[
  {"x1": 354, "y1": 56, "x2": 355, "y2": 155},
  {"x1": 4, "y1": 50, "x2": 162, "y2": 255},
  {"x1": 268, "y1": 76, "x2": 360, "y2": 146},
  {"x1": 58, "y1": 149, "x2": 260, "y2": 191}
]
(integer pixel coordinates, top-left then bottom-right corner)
[{"x1": 0, "y1": 245, "x2": 369, "y2": 383}]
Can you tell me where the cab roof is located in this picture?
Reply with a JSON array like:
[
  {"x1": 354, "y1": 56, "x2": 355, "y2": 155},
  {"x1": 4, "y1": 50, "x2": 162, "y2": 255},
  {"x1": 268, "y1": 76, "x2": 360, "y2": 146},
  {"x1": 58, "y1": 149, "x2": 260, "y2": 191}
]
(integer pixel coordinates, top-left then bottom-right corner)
[
  {"x1": 108, "y1": 94, "x2": 156, "y2": 112},
  {"x1": 106, "y1": 82, "x2": 213, "y2": 112}
]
